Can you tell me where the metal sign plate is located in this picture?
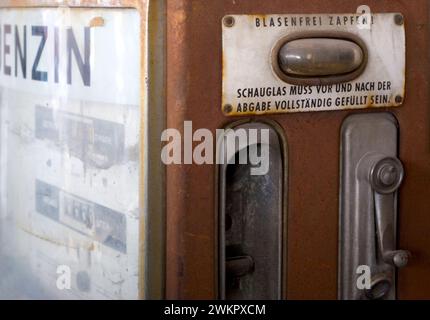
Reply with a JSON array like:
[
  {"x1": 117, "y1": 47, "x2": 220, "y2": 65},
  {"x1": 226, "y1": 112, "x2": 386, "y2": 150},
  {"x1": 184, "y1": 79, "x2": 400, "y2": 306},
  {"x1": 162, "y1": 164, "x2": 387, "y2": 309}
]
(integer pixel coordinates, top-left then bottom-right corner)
[
  {"x1": 0, "y1": 7, "x2": 141, "y2": 299},
  {"x1": 222, "y1": 13, "x2": 405, "y2": 116}
]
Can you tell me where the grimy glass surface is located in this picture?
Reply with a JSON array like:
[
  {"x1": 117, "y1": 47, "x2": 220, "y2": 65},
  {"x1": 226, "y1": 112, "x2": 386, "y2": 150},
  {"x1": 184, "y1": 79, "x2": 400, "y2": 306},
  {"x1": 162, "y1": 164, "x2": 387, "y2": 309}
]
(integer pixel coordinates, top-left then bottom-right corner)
[
  {"x1": 0, "y1": 8, "x2": 141, "y2": 299},
  {"x1": 278, "y1": 38, "x2": 364, "y2": 77}
]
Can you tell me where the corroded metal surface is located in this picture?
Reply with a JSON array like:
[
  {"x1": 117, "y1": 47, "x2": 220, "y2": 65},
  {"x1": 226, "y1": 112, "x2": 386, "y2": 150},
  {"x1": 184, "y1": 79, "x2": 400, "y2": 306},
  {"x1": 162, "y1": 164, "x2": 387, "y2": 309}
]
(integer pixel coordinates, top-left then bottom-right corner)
[{"x1": 166, "y1": 0, "x2": 430, "y2": 299}]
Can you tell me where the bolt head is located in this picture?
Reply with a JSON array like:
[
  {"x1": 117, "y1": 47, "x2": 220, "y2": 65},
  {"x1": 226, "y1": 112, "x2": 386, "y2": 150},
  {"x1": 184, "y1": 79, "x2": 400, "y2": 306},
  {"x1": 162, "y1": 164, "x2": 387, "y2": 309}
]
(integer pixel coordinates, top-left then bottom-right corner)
[
  {"x1": 223, "y1": 104, "x2": 233, "y2": 114},
  {"x1": 393, "y1": 251, "x2": 409, "y2": 268},
  {"x1": 394, "y1": 14, "x2": 404, "y2": 26},
  {"x1": 395, "y1": 95, "x2": 403, "y2": 104},
  {"x1": 223, "y1": 16, "x2": 235, "y2": 27},
  {"x1": 379, "y1": 165, "x2": 398, "y2": 186},
  {"x1": 370, "y1": 157, "x2": 404, "y2": 194}
]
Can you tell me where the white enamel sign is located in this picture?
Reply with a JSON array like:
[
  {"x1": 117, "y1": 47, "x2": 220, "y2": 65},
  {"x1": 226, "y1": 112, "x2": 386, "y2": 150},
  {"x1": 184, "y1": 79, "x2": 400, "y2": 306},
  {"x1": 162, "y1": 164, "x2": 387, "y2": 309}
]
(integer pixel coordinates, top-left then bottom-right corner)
[
  {"x1": 0, "y1": 8, "x2": 141, "y2": 299},
  {"x1": 222, "y1": 13, "x2": 405, "y2": 116}
]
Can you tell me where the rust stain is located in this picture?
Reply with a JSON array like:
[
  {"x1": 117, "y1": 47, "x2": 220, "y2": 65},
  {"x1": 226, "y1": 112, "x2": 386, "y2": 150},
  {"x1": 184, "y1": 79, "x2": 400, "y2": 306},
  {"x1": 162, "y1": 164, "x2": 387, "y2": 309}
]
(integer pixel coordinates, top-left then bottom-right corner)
[
  {"x1": 1, "y1": 0, "x2": 139, "y2": 8},
  {"x1": 365, "y1": 93, "x2": 375, "y2": 108},
  {"x1": 17, "y1": 224, "x2": 96, "y2": 251},
  {"x1": 89, "y1": 16, "x2": 104, "y2": 27},
  {"x1": 171, "y1": 9, "x2": 187, "y2": 26},
  {"x1": 184, "y1": 231, "x2": 210, "y2": 241}
]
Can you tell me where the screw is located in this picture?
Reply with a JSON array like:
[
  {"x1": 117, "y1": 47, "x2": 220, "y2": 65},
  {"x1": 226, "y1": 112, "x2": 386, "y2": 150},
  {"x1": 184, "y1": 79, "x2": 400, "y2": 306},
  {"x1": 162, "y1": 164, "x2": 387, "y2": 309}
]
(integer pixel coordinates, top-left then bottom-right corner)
[
  {"x1": 379, "y1": 165, "x2": 397, "y2": 186},
  {"x1": 223, "y1": 16, "x2": 235, "y2": 28},
  {"x1": 395, "y1": 95, "x2": 403, "y2": 104},
  {"x1": 394, "y1": 14, "x2": 404, "y2": 26},
  {"x1": 393, "y1": 251, "x2": 410, "y2": 268},
  {"x1": 223, "y1": 104, "x2": 233, "y2": 114}
]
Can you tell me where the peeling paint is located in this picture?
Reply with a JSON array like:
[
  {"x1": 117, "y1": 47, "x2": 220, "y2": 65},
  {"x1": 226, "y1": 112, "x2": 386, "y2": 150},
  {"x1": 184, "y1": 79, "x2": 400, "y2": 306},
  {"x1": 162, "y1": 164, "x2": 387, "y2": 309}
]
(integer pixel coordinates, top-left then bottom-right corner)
[{"x1": 89, "y1": 16, "x2": 104, "y2": 27}]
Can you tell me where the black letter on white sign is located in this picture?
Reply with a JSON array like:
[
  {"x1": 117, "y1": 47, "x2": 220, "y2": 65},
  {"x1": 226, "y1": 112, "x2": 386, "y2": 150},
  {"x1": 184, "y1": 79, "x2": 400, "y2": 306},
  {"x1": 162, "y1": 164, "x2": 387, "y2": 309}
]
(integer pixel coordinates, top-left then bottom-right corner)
[
  {"x1": 32, "y1": 26, "x2": 48, "y2": 82},
  {"x1": 4, "y1": 24, "x2": 11, "y2": 76},
  {"x1": 67, "y1": 27, "x2": 91, "y2": 87},
  {"x1": 15, "y1": 25, "x2": 27, "y2": 78}
]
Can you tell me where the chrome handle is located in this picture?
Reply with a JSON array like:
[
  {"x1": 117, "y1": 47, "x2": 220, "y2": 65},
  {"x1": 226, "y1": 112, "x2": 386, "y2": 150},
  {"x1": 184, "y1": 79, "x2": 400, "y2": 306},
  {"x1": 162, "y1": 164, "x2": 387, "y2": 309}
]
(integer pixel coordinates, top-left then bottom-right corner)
[
  {"x1": 370, "y1": 157, "x2": 410, "y2": 269},
  {"x1": 339, "y1": 113, "x2": 406, "y2": 300}
]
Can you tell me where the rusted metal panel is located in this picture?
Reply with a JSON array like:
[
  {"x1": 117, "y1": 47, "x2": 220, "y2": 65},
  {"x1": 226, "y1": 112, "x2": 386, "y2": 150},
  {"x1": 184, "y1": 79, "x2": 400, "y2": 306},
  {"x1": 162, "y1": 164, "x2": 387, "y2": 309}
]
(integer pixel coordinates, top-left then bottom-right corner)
[
  {"x1": 0, "y1": 0, "x2": 144, "y2": 8},
  {"x1": 166, "y1": 0, "x2": 430, "y2": 299}
]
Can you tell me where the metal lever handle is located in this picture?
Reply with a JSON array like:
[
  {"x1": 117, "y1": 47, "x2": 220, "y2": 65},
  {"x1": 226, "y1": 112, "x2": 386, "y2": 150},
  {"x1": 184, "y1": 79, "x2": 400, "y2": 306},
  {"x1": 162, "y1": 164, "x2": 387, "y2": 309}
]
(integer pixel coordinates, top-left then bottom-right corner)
[
  {"x1": 370, "y1": 157, "x2": 410, "y2": 268},
  {"x1": 226, "y1": 256, "x2": 255, "y2": 278}
]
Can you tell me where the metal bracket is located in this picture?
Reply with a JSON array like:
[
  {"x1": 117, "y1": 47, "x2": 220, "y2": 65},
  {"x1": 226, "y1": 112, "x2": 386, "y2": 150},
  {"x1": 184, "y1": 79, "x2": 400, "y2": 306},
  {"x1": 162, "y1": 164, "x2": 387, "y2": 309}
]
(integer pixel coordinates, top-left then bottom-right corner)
[{"x1": 339, "y1": 112, "x2": 409, "y2": 300}]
